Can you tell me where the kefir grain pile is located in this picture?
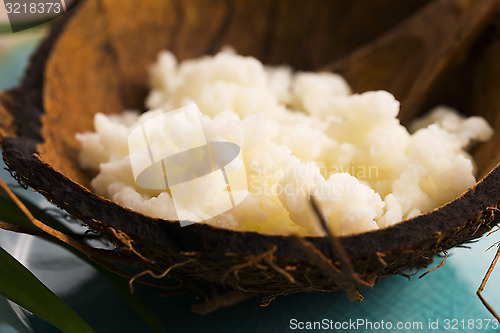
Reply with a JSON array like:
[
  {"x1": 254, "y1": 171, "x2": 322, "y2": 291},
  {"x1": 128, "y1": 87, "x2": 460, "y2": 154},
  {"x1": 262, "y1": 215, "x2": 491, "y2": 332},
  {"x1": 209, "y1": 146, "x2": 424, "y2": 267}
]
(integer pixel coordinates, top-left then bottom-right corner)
[{"x1": 77, "y1": 50, "x2": 493, "y2": 236}]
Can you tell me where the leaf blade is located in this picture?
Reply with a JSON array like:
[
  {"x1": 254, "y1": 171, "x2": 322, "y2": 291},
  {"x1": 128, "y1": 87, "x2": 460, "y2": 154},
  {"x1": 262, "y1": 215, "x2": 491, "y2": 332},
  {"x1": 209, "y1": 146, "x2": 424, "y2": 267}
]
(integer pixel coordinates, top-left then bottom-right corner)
[
  {"x1": 0, "y1": 246, "x2": 94, "y2": 333},
  {"x1": 0, "y1": 189, "x2": 166, "y2": 333}
]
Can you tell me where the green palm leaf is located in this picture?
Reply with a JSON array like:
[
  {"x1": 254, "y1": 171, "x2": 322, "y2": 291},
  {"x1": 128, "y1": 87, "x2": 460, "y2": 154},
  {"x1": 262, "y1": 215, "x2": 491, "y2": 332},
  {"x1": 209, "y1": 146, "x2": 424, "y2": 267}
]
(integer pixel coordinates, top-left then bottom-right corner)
[
  {"x1": 0, "y1": 246, "x2": 94, "y2": 333},
  {"x1": 0, "y1": 186, "x2": 166, "y2": 333}
]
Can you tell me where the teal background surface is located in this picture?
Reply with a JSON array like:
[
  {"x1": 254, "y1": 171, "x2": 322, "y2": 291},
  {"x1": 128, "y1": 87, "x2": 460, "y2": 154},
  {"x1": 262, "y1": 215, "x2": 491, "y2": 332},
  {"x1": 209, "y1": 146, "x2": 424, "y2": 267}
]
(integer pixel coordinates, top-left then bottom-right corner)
[{"x1": 0, "y1": 31, "x2": 499, "y2": 333}]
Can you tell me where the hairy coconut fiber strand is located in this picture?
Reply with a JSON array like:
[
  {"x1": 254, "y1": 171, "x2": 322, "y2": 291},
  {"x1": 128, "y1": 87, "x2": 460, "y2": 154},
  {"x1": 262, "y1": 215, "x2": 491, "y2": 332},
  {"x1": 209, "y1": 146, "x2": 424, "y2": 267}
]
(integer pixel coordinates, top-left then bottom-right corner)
[{"x1": 0, "y1": 0, "x2": 500, "y2": 303}]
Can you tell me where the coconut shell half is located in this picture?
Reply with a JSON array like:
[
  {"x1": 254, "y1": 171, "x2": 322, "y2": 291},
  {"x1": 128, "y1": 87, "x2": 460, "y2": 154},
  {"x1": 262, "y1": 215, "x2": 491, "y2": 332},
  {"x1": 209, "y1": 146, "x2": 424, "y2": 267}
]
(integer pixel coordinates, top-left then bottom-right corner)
[{"x1": 1, "y1": 0, "x2": 500, "y2": 301}]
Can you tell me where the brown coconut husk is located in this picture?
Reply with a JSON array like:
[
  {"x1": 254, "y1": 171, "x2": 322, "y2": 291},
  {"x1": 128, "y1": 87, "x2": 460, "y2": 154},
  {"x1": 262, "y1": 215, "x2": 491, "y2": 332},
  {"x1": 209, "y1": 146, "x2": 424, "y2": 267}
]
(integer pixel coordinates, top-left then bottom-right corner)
[{"x1": 1, "y1": 0, "x2": 500, "y2": 310}]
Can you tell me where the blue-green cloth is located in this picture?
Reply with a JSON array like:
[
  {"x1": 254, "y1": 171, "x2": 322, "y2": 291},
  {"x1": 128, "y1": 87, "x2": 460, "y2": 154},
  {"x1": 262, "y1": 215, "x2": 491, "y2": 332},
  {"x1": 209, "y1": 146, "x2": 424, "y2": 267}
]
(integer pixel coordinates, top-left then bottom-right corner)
[{"x1": 0, "y1": 32, "x2": 499, "y2": 333}]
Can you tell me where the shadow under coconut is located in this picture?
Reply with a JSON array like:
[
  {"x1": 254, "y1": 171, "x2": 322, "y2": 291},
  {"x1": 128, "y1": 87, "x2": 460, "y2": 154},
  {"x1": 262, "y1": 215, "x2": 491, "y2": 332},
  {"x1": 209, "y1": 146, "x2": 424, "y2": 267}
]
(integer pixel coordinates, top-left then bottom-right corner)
[{"x1": 27, "y1": 240, "x2": 500, "y2": 333}]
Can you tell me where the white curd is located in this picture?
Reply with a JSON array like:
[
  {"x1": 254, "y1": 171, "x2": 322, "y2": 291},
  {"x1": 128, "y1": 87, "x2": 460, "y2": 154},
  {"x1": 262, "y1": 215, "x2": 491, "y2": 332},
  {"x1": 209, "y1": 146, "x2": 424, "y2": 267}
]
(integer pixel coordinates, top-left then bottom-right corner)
[{"x1": 77, "y1": 50, "x2": 493, "y2": 236}]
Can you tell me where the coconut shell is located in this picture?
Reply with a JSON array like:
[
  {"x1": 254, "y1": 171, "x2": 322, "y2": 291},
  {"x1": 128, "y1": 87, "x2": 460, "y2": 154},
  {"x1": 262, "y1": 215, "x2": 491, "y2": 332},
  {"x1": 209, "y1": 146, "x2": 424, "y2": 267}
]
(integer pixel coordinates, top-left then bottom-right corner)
[{"x1": 1, "y1": 0, "x2": 500, "y2": 301}]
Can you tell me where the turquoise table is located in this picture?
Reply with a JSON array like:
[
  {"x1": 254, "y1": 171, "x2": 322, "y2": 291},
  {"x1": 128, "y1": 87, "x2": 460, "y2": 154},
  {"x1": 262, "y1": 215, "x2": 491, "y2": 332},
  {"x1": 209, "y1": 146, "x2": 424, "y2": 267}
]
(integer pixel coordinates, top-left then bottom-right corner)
[{"x1": 0, "y1": 31, "x2": 499, "y2": 333}]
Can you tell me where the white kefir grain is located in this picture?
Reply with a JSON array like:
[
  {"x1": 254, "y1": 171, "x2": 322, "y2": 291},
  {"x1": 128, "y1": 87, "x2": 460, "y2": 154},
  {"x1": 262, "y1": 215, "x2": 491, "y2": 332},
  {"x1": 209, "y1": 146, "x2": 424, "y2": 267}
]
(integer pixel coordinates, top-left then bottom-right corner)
[{"x1": 77, "y1": 50, "x2": 493, "y2": 236}]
